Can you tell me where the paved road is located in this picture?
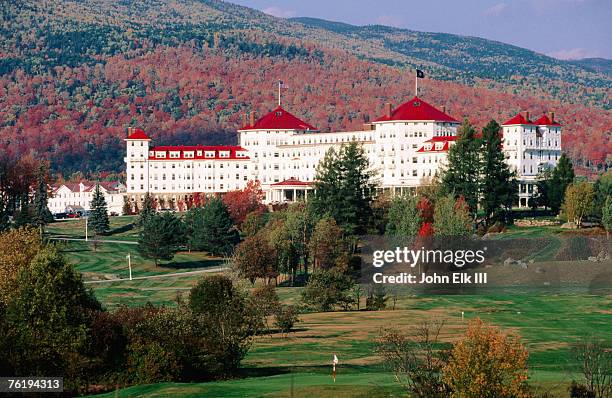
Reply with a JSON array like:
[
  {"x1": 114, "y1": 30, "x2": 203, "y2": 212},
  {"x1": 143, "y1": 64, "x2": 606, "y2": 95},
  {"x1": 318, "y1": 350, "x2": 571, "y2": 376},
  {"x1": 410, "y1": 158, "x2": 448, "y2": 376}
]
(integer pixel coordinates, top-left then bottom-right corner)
[
  {"x1": 83, "y1": 266, "x2": 227, "y2": 284},
  {"x1": 50, "y1": 236, "x2": 138, "y2": 245}
]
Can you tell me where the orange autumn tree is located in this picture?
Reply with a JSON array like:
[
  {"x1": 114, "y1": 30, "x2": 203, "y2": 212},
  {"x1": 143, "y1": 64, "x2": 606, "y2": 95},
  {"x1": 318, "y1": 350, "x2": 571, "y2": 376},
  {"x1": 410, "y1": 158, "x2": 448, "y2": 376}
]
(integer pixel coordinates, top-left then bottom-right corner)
[{"x1": 443, "y1": 318, "x2": 530, "y2": 398}]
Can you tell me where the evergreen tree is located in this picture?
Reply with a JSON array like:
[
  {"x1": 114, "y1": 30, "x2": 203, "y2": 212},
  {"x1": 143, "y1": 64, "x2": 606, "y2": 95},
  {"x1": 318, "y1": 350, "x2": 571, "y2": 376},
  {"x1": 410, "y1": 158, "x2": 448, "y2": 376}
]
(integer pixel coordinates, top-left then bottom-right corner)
[
  {"x1": 138, "y1": 192, "x2": 155, "y2": 226},
  {"x1": 0, "y1": 196, "x2": 9, "y2": 232},
  {"x1": 310, "y1": 142, "x2": 376, "y2": 237},
  {"x1": 547, "y1": 153, "x2": 575, "y2": 213},
  {"x1": 592, "y1": 171, "x2": 612, "y2": 220},
  {"x1": 602, "y1": 196, "x2": 612, "y2": 239},
  {"x1": 187, "y1": 197, "x2": 239, "y2": 256},
  {"x1": 386, "y1": 195, "x2": 421, "y2": 236},
  {"x1": 433, "y1": 195, "x2": 472, "y2": 236},
  {"x1": 479, "y1": 120, "x2": 518, "y2": 225},
  {"x1": 138, "y1": 212, "x2": 185, "y2": 266},
  {"x1": 89, "y1": 184, "x2": 110, "y2": 235},
  {"x1": 31, "y1": 164, "x2": 53, "y2": 234},
  {"x1": 13, "y1": 194, "x2": 33, "y2": 228},
  {"x1": 440, "y1": 119, "x2": 481, "y2": 217}
]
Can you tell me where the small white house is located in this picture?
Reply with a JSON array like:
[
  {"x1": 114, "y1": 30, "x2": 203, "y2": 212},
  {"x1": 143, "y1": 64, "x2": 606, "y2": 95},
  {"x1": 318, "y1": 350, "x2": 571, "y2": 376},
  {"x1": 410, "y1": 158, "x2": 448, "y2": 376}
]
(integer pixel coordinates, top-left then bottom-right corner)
[{"x1": 49, "y1": 181, "x2": 126, "y2": 215}]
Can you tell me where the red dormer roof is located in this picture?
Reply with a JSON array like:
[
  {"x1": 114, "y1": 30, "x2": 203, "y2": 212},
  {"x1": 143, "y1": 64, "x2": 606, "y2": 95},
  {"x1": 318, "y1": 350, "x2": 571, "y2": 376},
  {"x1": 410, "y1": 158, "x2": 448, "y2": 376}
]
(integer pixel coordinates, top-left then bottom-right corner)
[
  {"x1": 125, "y1": 128, "x2": 151, "y2": 140},
  {"x1": 502, "y1": 114, "x2": 534, "y2": 126},
  {"x1": 534, "y1": 115, "x2": 562, "y2": 126},
  {"x1": 270, "y1": 178, "x2": 313, "y2": 187},
  {"x1": 416, "y1": 136, "x2": 457, "y2": 153},
  {"x1": 240, "y1": 106, "x2": 317, "y2": 131},
  {"x1": 373, "y1": 97, "x2": 458, "y2": 123}
]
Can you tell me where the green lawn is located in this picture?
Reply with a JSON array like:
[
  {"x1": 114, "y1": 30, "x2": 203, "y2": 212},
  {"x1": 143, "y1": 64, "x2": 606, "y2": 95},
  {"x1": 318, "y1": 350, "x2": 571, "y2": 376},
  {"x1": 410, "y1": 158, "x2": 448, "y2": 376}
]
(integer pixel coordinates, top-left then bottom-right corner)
[
  {"x1": 91, "y1": 294, "x2": 611, "y2": 397},
  {"x1": 48, "y1": 217, "x2": 610, "y2": 397},
  {"x1": 47, "y1": 215, "x2": 140, "y2": 241}
]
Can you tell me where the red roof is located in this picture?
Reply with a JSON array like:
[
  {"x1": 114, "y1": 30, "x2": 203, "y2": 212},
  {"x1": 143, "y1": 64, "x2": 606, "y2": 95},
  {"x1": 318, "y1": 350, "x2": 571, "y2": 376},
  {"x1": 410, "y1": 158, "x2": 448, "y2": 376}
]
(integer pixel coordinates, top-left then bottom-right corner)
[
  {"x1": 534, "y1": 115, "x2": 561, "y2": 126},
  {"x1": 148, "y1": 145, "x2": 250, "y2": 160},
  {"x1": 374, "y1": 97, "x2": 458, "y2": 123},
  {"x1": 502, "y1": 114, "x2": 534, "y2": 126},
  {"x1": 270, "y1": 178, "x2": 313, "y2": 187},
  {"x1": 417, "y1": 136, "x2": 457, "y2": 153},
  {"x1": 240, "y1": 106, "x2": 317, "y2": 131},
  {"x1": 125, "y1": 128, "x2": 151, "y2": 140}
]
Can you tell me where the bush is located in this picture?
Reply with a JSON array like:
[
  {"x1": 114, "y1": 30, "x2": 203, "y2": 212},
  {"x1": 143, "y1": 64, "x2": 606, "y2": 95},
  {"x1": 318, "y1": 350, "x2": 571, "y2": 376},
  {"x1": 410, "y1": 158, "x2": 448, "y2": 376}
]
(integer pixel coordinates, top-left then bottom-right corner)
[
  {"x1": 443, "y1": 318, "x2": 530, "y2": 398},
  {"x1": 247, "y1": 285, "x2": 280, "y2": 334},
  {"x1": 188, "y1": 275, "x2": 257, "y2": 376},
  {"x1": 274, "y1": 305, "x2": 300, "y2": 334},
  {"x1": 301, "y1": 268, "x2": 355, "y2": 311}
]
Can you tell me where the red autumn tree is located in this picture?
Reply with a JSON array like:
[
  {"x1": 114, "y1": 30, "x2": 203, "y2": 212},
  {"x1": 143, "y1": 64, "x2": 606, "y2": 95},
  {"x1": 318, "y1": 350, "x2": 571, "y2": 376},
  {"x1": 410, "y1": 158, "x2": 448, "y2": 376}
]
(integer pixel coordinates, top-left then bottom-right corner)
[
  {"x1": 222, "y1": 180, "x2": 266, "y2": 226},
  {"x1": 417, "y1": 197, "x2": 434, "y2": 223}
]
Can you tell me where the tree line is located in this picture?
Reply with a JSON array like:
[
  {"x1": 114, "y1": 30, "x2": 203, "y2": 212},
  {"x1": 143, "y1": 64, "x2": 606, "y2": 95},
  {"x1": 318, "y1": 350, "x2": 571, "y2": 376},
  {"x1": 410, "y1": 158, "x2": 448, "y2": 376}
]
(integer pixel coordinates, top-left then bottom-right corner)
[{"x1": 0, "y1": 227, "x2": 298, "y2": 394}]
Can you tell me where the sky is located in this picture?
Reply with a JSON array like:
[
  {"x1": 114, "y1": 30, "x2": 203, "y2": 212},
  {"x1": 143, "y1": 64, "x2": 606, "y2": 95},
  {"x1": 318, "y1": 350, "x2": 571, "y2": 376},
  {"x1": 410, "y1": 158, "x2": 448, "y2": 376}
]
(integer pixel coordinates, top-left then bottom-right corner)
[{"x1": 230, "y1": 0, "x2": 611, "y2": 60}]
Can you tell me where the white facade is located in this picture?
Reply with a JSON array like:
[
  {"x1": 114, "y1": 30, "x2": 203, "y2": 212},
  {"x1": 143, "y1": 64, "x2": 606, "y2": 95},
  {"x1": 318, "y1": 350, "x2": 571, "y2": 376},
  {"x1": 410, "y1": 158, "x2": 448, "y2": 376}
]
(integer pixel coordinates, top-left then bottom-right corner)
[
  {"x1": 501, "y1": 112, "x2": 562, "y2": 207},
  {"x1": 49, "y1": 181, "x2": 126, "y2": 215},
  {"x1": 123, "y1": 101, "x2": 562, "y2": 208}
]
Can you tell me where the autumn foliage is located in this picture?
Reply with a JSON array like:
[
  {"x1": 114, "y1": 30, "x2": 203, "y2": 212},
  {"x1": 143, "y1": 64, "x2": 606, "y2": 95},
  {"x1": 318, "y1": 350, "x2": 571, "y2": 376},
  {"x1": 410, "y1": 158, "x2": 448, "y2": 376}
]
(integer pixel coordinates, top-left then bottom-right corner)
[
  {"x1": 443, "y1": 318, "x2": 530, "y2": 398},
  {"x1": 222, "y1": 180, "x2": 266, "y2": 226}
]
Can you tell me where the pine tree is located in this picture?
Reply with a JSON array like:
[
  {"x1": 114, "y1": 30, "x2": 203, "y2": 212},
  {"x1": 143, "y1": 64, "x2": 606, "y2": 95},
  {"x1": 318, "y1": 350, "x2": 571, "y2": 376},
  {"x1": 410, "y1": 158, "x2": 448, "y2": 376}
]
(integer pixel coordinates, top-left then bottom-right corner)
[
  {"x1": 0, "y1": 196, "x2": 10, "y2": 232},
  {"x1": 89, "y1": 184, "x2": 110, "y2": 235},
  {"x1": 13, "y1": 194, "x2": 33, "y2": 228},
  {"x1": 310, "y1": 142, "x2": 376, "y2": 237},
  {"x1": 31, "y1": 164, "x2": 53, "y2": 234},
  {"x1": 138, "y1": 192, "x2": 155, "y2": 226},
  {"x1": 138, "y1": 212, "x2": 185, "y2": 266},
  {"x1": 386, "y1": 195, "x2": 421, "y2": 236},
  {"x1": 602, "y1": 196, "x2": 612, "y2": 239},
  {"x1": 440, "y1": 119, "x2": 481, "y2": 217},
  {"x1": 479, "y1": 120, "x2": 518, "y2": 225},
  {"x1": 544, "y1": 153, "x2": 575, "y2": 214},
  {"x1": 187, "y1": 197, "x2": 239, "y2": 256}
]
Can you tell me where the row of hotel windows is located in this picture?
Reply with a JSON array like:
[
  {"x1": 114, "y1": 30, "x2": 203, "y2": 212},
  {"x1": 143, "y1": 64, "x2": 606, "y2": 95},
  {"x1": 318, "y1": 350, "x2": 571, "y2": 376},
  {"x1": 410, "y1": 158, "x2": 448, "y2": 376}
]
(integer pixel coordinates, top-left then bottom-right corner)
[
  {"x1": 507, "y1": 127, "x2": 560, "y2": 133},
  {"x1": 131, "y1": 163, "x2": 248, "y2": 169},
  {"x1": 149, "y1": 151, "x2": 247, "y2": 159},
  {"x1": 242, "y1": 129, "x2": 455, "y2": 147},
  {"x1": 133, "y1": 174, "x2": 248, "y2": 181},
  {"x1": 504, "y1": 139, "x2": 559, "y2": 147},
  {"x1": 130, "y1": 183, "x2": 243, "y2": 191},
  {"x1": 383, "y1": 169, "x2": 438, "y2": 178}
]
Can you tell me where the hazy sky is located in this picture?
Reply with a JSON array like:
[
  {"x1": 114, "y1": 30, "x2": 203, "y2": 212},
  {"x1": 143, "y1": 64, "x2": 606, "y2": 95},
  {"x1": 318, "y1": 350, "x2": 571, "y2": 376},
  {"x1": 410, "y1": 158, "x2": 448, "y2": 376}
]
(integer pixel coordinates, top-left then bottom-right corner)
[{"x1": 231, "y1": 0, "x2": 611, "y2": 60}]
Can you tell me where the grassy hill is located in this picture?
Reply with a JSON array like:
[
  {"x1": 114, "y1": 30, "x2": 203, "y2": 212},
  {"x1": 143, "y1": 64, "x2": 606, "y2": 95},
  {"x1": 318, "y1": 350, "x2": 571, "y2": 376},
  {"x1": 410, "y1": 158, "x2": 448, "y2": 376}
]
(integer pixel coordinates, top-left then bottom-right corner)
[{"x1": 0, "y1": 0, "x2": 610, "y2": 175}]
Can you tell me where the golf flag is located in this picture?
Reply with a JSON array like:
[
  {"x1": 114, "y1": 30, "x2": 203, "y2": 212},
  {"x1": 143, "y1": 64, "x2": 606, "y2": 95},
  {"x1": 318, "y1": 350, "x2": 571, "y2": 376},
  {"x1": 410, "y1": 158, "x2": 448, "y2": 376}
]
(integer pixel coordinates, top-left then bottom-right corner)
[
  {"x1": 416, "y1": 69, "x2": 425, "y2": 78},
  {"x1": 279, "y1": 80, "x2": 289, "y2": 89},
  {"x1": 332, "y1": 354, "x2": 338, "y2": 382}
]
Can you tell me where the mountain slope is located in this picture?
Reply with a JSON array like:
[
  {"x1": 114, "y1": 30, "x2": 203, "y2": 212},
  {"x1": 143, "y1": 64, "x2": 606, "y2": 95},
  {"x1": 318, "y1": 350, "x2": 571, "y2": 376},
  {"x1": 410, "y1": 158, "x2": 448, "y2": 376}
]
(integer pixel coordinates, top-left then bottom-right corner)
[
  {"x1": 570, "y1": 58, "x2": 612, "y2": 76},
  {"x1": 0, "y1": 0, "x2": 609, "y2": 175}
]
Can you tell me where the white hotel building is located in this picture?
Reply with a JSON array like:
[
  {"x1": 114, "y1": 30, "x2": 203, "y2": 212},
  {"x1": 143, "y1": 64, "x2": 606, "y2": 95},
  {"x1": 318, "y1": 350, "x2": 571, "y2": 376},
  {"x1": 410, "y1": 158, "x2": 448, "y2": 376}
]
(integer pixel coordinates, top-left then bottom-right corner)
[{"x1": 124, "y1": 96, "x2": 562, "y2": 208}]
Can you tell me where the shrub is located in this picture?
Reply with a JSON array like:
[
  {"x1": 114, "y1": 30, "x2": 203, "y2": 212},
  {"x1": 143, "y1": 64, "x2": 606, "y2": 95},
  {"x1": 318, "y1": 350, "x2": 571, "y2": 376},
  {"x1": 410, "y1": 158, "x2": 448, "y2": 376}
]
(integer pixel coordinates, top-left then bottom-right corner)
[
  {"x1": 274, "y1": 305, "x2": 300, "y2": 335},
  {"x1": 301, "y1": 268, "x2": 355, "y2": 311},
  {"x1": 443, "y1": 318, "x2": 530, "y2": 398}
]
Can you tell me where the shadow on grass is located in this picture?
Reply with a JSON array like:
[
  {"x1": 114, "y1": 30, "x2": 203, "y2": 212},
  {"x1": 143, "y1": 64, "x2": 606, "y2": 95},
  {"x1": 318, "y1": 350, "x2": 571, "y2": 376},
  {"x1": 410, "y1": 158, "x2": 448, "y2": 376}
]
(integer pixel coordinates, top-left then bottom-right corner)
[
  {"x1": 161, "y1": 259, "x2": 225, "y2": 270},
  {"x1": 237, "y1": 363, "x2": 385, "y2": 378},
  {"x1": 108, "y1": 223, "x2": 135, "y2": 235}
]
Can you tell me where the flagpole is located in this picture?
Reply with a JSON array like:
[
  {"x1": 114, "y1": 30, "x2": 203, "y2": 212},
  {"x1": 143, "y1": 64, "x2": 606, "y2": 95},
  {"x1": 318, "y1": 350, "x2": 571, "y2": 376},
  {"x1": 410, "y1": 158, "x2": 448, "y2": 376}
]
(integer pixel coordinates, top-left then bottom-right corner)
[
  {"x1": 415, "y1": 73, "x2": 418, "y2": 97},
  {"x1": 278, "y1": 80, "x2": 281, "y2": 106}
]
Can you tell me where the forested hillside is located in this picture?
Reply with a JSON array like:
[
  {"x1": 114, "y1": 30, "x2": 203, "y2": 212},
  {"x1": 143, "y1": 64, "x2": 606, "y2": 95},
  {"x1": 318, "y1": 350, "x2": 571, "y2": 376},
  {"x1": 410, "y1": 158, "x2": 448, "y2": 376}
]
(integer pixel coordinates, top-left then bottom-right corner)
[{"x1": 0, "y1": 0, "x2": 609, "y2": 175}]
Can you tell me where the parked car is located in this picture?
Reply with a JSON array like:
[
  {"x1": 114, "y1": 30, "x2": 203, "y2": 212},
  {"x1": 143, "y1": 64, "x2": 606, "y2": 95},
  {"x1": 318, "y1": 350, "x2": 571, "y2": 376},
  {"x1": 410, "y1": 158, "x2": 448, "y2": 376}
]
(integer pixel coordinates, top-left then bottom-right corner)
[{"x1": 53, "y1": 212, "x2": 68, "y2": 220}]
